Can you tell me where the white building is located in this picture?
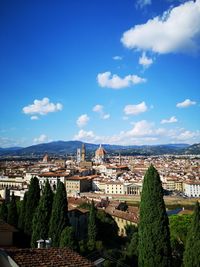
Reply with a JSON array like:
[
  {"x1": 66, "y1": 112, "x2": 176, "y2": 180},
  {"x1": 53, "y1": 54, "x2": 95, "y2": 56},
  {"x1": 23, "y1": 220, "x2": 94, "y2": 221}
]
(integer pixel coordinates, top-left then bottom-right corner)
[
  {"x1": 105, "y1": 181, "x2": 124, "y2": 195},
  {"x1": 183, "y1": 181, "x2": 200, "y2": 197}
]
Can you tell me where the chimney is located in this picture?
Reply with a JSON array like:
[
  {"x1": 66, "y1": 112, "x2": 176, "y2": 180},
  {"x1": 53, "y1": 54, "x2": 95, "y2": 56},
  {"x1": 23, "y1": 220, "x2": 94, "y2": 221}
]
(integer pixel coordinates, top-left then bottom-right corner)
[
  {"x1": 37, "y1": 239, "x2": 45, "y2": 248},
  {"x1": 45, "y1": 238, "x2": 52, "y2": 248}
]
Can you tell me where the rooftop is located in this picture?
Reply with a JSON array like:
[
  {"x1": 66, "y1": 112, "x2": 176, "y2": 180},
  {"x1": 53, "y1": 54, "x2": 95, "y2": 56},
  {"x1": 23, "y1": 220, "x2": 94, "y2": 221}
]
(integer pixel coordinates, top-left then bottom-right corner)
[{"x1": 2, "y1": 248, "x2": 94, "y2": 267}]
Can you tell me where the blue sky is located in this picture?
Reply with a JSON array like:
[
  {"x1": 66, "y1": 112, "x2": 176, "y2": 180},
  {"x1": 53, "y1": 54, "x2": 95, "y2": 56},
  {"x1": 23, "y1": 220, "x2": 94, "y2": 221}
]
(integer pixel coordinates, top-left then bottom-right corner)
[{"x1": 0, "y1": 0, "x2": 200, "y2": 147}]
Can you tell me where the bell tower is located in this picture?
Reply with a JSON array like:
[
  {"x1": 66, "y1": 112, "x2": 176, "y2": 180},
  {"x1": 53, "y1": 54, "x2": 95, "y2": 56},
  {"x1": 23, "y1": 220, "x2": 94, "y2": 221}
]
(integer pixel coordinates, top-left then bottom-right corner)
[{"x1": 81, "y1": 143, "x2": 86, "y2": 161}]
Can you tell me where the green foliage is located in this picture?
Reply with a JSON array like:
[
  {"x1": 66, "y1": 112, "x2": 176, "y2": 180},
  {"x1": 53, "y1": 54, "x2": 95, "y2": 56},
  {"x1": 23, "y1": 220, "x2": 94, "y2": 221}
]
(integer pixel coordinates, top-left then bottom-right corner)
[
  {"x1": 119, "y1": 225, "x2": 139, "y2": 266},
  {"x1": 183, "y1": 201, "x2": 200, "y2": 267},
  {"x1": 169, "y1": 214, "x2": 192, "y2": 245},
  {"x1": 18, "y1": 192, "x2": 27, "y2": 231},
  {"x1": 31, "y1": 180, "x2": 53, "y2": 247},
  {"x1": 138, "y1": 165, "x2": 172, "y2": 267},
  {"x1": 127, "y1": 227, "x2": 138, "y2": 255},
  {"x1": 7, "y1": 192, "x2": 18, "y2": 227},
  {"x1": 171, "y1": 238, "x2": 184, "y2": 267},
  {"x1": 117, "y1": 202, "x2": 128, "y2": 212},
  {"x1": 24, "y1": 177, "x2": 40, "y2": 235},
  {"x1": 59, "y1": 226, "x2": 78, "y2": 250},
  {"x1": 125, "y1": 224, "x2": 137, "y2": 242},
  {"x1": 96, "y1": 210, "x2": 119, "y2": 248},
  {"x1": 79, "y1": 240, "x2": 88, "y2": 255},
  {"x1": 95, "y1": 240, "x2": 103, "y2": 251},
  {"x1": 0, "y1": 200, "x2": 8, "y2": 222},
  {"x1": 49, "y1": 181, "x2": 69, "y2": 247},
  {"x1": 78, "y1": 202, "x2": 92, "y2": 210},
  {"x1": 169, "y1": 214, "x2": 192, "y2": 265},
  {"x1": 103, "y1": 249, "x2": 125, "y2": 267},
  {"x1": 87, "y1": 200, "x2": 97, "y2": 251}
]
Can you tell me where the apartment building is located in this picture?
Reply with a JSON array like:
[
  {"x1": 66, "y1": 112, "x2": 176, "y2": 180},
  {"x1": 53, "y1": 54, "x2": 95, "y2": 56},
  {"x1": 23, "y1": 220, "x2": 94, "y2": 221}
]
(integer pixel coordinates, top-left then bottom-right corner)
[{"x1": 183, "y1": 181, "x2": 200, "y2": 197}]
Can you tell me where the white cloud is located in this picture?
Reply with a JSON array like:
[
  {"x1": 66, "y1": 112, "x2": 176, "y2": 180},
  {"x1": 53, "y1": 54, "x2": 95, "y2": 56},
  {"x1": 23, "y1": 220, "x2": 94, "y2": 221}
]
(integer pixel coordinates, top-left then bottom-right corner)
[
  {"x1": 31, "y1": 116, "x2": 39, "y2": 120},
  {"x1": 174, "y1": 130, "x2": 200, "y2": 141},
  {"x1": 23, "y1": 97, "x2": 63, "y2": 116},
  {"x1": 102, "y1": 114, "x2": 110, "y2": 120},
  {"x1": 161, "y1": 116, "x2": 178, "y2": 124},
  {"x1": 176, "y1": 99, "x2": 196, "y2": 108},
  {"x1": 97, "y1": 71, "x2": 146, "y2": 89},
  {"x1": 73, "y1": 120, "x2": 164, "y2": 145},
  {"x1": 0, "y1": 137, "x2": 24, "y2": 148},
  {"x1": 136, "y1": 0, "x2": 152, "y2": 9},
  {"x1": 74, "y1": 130, "x2": 95, "y2": 142},
  {"x1": 113, "y1": 56, "x2": 123, "y2": 60},
  {"x1": 124, "y1": 101, "x2": 148, "y2": 115},
  {"x1": 127, "y1": 120, "x2": 154, "y2": 136},
  {"x1": 92, "y1": 104, "x2": 110, "y2": 120},
  {"x1": 139, "y1": 52, "x2": 153, "y2": 68},
  {"x1": 121, "y1": 0, "x2": 200, "y2": 54},
  {"x1": 73, "y1": 121, "x2": 200, "y2": 145},
  {"x1": 122, "y1": 116, "x2": 129, "y2": 121},
  {"x1": 33, "y1": 134, "x2": 49, "y2": 144},
  {"x1": 76, "y1": 114, "x2": 90, "y2": 128},
  {"x1": 93, "y1": 105, "x2": 103, "y2": 113}
]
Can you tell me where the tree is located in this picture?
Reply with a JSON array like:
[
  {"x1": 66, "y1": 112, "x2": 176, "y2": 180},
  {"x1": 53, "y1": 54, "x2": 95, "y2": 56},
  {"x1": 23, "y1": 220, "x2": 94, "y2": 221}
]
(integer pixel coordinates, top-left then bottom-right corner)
[
  {"x1": 87, "y1": 200, "x2": 97, "y2": 251},
  {"x1": 18, "y1": 192, "x2": 27, "y2": 231},
  {"x1": 183, "y1": 201, "x2": 200, "y2": 267},
  {"x1": 138, "y1": 165, "x2": 171, "y2": 267},
  {"x1": 169, "y1": 214, "x2": 191, "y2": 245},
  {"x1": 59, "y1": 226, "x2": 78, "y2": 250},
  {"x1": 0, "y1": 200, "x2": 8, "y2": 222},
  {"x1": 96, "y1": 210, "x2": 118, "y2": 248},
  {"x1": 31, "y1": 180, "x2": 53, "y2": 247},
  {"x1": 48, "y1": 181, "x2": 69, "y2": 247},
  {"x1": 125, "y1": 226, "x2": 138, "y2": 266},
  {"x1": 24, "y1": 177, "x2": 40, "y2": 235},
  {"x1": 7, "y1": 192, "x2": 18, "y2": 227},
  {"x1": 169, "y1": 214, "x2": 192, "y2": 266},
  {"x1": 117, "y1": 202, "x2": 128, "y2": 212}
]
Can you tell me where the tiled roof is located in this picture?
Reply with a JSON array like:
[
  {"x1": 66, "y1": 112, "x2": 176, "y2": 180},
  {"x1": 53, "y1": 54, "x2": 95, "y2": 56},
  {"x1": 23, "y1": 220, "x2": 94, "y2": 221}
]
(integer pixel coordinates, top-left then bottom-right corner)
[
  {"x1": 105, "y1": 206, "x2": 139, "y2": 223},
  {"x1": 3, "y1": 248, "x2": 94, "y2": 267}
]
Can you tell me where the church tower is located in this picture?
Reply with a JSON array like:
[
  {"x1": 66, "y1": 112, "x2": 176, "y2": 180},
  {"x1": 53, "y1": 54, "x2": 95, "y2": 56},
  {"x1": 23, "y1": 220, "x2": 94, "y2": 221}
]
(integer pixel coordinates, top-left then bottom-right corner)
[
  {"x1": 77, "y1": 148, "x2": 81, "y2": 163},
  {"x1": 81, "y1": 143, "x2": 86, "y2": 161}
]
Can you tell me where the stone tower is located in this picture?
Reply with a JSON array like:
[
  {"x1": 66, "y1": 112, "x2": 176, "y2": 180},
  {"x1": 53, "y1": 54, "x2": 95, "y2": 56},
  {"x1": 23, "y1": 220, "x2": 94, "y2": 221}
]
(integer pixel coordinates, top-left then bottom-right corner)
[
  {"x1": 81, "y1": 143, "x2": 86, "y2": 161},
  {"x1": 77, "y1": 148, "x2": 81, "y2": 163}
]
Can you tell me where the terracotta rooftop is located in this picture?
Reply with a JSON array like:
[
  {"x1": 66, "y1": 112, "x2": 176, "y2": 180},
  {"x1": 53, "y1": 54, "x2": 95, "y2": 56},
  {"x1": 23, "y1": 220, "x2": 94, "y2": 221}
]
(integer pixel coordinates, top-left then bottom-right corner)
[
  {"x1": 39, "y1": 172, "x2": 69, "y2": 177},
  {"x1": 3, "y1": 248, "x2": 94, "y2": 267},
  {"x1": 68, "y1": 197, "x2": 88, "y2": 206},
  {"x1": 105, "y1": 206, "x2": 139, "y2": 224}
]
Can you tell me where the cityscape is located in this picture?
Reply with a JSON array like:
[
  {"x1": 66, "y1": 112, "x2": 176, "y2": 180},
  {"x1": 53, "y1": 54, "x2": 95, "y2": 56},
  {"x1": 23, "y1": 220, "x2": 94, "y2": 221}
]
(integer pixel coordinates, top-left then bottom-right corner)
[{"x1": 0, "y1": 0, "x2": 200, "y2": 266}]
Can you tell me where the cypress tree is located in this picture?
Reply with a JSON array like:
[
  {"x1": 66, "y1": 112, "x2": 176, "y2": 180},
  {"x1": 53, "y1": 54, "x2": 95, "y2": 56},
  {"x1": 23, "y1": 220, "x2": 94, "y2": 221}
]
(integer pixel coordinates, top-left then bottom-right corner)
[
  {"x1": 183, "y1": 201, "x2": 200, "y2": 267},
  {"x1": 31, "y1": 180, "x2": 53, "y2": 247},
  {"x1": 87, "y1": 200, "x2": 97, "y2": 251},
  {"x1": 48, "y1": 181, "x2": 69, "y2": 247},
  {"x1": 59, "y1": 226, "x2": 78, "y2": 250},
  {"x1": 24, "y1": 177, "x2": 40, "y2": 235},
  {"x1": 18, "y1": 192, "x2": 27, "y2": 231},
  {"x1": 0, "y1": 200, "x2": 8, "y2": 222},
  {"x1": 7, "y1": 192, "x2": 18, "y2": 227},
  {"x1": 138, "y1": 165, "x2": 171, "y2": 267}
]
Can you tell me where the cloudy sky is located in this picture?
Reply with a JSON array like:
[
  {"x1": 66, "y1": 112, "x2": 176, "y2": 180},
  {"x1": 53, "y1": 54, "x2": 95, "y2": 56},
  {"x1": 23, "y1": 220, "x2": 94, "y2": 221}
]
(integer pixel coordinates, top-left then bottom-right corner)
[{"x1": 0, "y1": 0, "x2": 200, "y2": 147}]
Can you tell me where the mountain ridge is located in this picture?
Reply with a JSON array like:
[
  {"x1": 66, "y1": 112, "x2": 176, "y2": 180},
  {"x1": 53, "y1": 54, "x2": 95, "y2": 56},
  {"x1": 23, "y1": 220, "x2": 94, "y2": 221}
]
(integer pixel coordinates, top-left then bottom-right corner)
[{"x1": 0, "y1": 140, "x2": 197, "y2": 156}]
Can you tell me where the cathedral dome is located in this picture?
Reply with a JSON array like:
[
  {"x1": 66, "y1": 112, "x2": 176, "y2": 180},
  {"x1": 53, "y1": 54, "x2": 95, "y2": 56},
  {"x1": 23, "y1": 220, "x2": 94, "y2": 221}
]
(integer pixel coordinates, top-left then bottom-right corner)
[{"x1": 95, "y1": 144, "x2": 106, "y2": 158}]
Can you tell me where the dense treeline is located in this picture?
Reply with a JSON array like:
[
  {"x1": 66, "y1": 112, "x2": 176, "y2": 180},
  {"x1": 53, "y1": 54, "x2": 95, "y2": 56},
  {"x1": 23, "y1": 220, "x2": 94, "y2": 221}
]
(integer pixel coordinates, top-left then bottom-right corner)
[{"x1": 0, "y1": 168, "x2": 200, "y2": 266}]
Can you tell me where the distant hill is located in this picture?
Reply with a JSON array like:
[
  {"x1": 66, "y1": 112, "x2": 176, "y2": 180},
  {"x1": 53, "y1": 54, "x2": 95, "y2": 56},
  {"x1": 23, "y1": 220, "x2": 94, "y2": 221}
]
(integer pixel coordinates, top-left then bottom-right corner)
[
  {"x1": 182, "y1": 143, "x2": 200, "y2": 155},
  {"x1": 0, "y1": 147, "x2": 23, "y2": 153},
  {"x1": 0, "y1": 141, "x2": 195, "y2": 157}
]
